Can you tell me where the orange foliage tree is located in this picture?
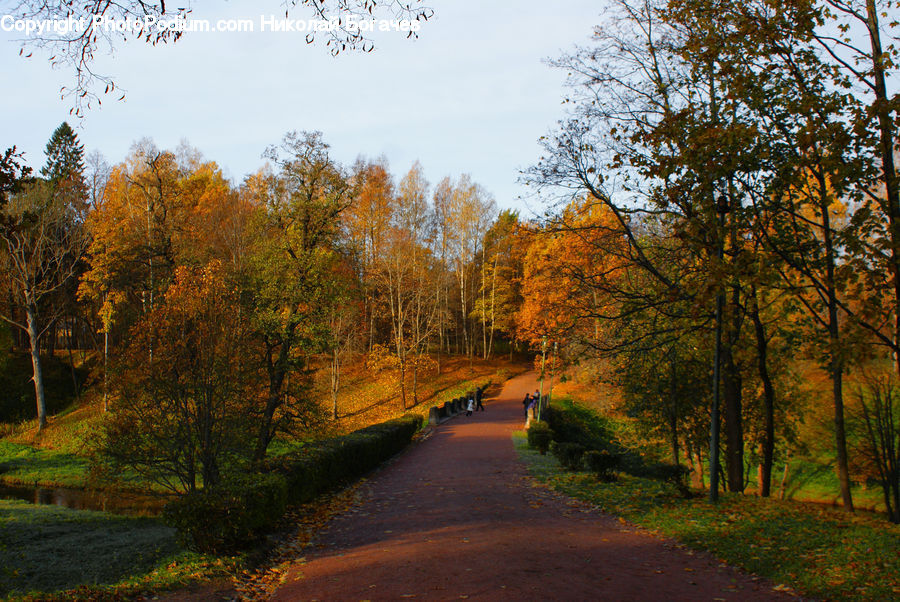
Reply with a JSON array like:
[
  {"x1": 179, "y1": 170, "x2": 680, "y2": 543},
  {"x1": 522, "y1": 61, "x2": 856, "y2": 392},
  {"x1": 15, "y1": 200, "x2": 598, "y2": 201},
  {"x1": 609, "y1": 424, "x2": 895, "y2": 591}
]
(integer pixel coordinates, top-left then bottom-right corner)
[
  {"x1": 102, "y1": 261, "x2": 257, "y2": 493},
  {"x1": 517, "y1": 197, "x2": 626, "y2": 349}
]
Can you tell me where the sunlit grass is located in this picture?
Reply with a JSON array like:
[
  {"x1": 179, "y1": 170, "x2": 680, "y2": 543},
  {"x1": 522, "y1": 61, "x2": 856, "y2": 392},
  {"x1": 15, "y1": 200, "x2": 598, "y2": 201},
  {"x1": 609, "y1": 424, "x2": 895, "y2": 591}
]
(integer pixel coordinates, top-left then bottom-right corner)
[
  {"x1": 514, "y1": 432, "x2": 900, "y2": 601},
  {"x1": 0, "y1": 441, "x2": 89, "y2": 489},
  {"x1": 316, "y1": 356, "x2": 516, "y2": 435}
]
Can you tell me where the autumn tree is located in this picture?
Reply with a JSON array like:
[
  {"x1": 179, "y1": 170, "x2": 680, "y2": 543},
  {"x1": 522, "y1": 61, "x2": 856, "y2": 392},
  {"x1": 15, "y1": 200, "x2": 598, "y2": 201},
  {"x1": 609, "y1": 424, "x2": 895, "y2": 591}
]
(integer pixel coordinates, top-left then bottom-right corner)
[
  {"x1": 323, "y1": 258, "x2": 362, "y2": 420},
  {"x1": 527, "y1": 0, "x2": 817, "y2": 498},
  {"x1": 103, "y1": 261, "x2": 256, "y2": 493},
  {"x1": 433, "y1": 174, "x2": 495, "y2": 360},
  {"x1": 343, "y1": 158, "x2": 395, "y2": 350},
  {"x1": 849, "y1": 370, "x2": 900, "y2": 523},
  {"x1": 668, "y1": 0, "x2": 877, "y2": 508},
  {"x1": 41, "y1": 123, "x2": 91, "y2": 386},
  {"x1": 246, "y1": 130, "x2": 352, "y2": 461},
  {"x1": 431, "y1": 176, "x2": 455, "y2": 360},
  {"x1": 517, "y1": 199, "x2": 630, "y2": 350},
  {"x1": 0, "y1": 125, "x2": 88, "y2": 429},
  {"x1": 79, "y1": 142, "x2": 240, "y2": 363},
  {"x1": 376, "y1": 162, "x2": 438, "y2": 408},
  {"x1": 810, "y1": 1, "x2": 900, "y2": 375},
  {"x1": 475, "y1": 209, "x2": 526, "y2": 358}
]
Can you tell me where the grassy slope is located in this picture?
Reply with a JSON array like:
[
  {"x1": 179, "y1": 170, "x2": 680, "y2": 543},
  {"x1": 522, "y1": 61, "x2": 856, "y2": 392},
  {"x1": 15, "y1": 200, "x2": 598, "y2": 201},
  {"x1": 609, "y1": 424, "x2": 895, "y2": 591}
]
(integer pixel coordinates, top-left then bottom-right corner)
[
  {"x1": 514, "y1": 432, "x2": 900, "y2": 601},
  {"x1": 2, "y1": 355, "x2": 515, "y2": 485},
  {"x1": 312, "y1": 356, "x2": 516, "y2": 434},
  {"x1": 0, "y1": 441, "x2": 89, "y2": 489},
  {"x1": 552, "y1": 369, "x2": 888, "y2": 512}
]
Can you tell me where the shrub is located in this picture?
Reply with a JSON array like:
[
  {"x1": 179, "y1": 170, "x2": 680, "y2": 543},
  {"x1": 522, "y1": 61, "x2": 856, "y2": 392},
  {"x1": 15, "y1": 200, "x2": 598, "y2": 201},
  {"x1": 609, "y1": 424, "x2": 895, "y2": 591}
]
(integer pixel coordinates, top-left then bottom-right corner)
[
  {"x1": 162, "y1": 472, "x2": 288, "y2": 553},
  {"x1": 545, "y1": 401, "x2": 614, "y2": 451},
  {"x1": 547, "y1": 399, "x2": 692, "y2": 493},
  {"x1": 527, "y1": 421, "x2": 553, "y2": 455},
  {"x1": 553, "y1": 441, "x2": 586, "y2": 471},
  {"x1": 583, "y1": 449, "x2": 620, "y2": 481}
]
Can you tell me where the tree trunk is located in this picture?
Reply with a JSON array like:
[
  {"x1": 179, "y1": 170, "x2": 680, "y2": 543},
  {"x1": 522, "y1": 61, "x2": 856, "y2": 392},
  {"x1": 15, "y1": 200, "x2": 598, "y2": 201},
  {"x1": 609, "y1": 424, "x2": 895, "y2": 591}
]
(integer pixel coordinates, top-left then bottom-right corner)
[
  {"x1": 831, "y1": 357, "x2": 854, "y2": 510},
  {"x1": 103, "y1": 329, "x2": 109, "y2": 412},
  {"x1": 488, "y1": 254, "x2": 497, "y2": 359},
  {"x1": 412, "y1": 358, "x2": 419, "y2": 407},
  {"x1": 398, "y1": 355, "x2": 408, "y2": 410},
  {"x1": 46, "y1": 319, "x2": 57, "y2": 356},
  {"x1": 254, "y1": 342, "x2": 289, "y2": 463},
  {"x1": 722, "y1": 341, "x2": 744, "y2": 493},
  {"x1": 25, "y1": 300, "x2": 48, "y2": 430},
  {"x1": 481, "y1": 247, "x2": 487, "y2": 360},
  {"x1": 821, "y1": 181, "x2": 854, "y2": 511},
  {"x1": 436, "y1": 280, "x2": 443, "y2": 372},
  {"x1": 779, "y1": 462, "x2": 790, "y2": 500},
  {"x1": 331, "y1": 347, "x2": 340, "y2": 420},
  {"x1": 668, "y1": 360, "x2": 680, "y2": 466},
  {"x1": 864, "y1": 0, "x2": 900, "y2": 395},
  {"x1": 696, "y1": 449, "x2": 705, "y2": 489},
  {"x1": 66, "y1": 316, "x2": 80, "y2": 400},
  {"x1": 750, "y1": 286, "x2": 775, "y2": 497}
]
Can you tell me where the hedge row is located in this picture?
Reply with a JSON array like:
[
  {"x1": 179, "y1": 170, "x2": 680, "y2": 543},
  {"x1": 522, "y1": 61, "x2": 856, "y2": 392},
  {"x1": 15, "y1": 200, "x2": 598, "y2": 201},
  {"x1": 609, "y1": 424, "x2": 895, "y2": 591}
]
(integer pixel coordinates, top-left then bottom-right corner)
[
  {"x1": 164, "y1": 414, "x2": 423, "y2": 553},
  {"x1": 266, "y1": 414, "x2": 423, "y2": 504}
]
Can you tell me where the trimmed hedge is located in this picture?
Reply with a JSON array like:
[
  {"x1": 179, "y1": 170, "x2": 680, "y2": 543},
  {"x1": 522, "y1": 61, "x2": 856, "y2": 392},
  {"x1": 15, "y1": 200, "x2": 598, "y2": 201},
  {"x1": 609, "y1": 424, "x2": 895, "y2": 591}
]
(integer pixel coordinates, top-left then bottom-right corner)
[
  {"x1": 583, "y1": 449, "x2": 620, "y2": 480},
  {"x1": 267, "y1": 414, "x2": 423, "y2": 504},
  {"x1": 551, "y1": 441, "x2": 585, "y2": 471},
  {"x1": 545, "y1": 402, "x2": 615, "y2": 452},
  {"x1": 164, "y1": 413, "x2": 423, "y2": 553},
  {"x1": 527, "y1": 420, "x2": 553, "y2": 455}
]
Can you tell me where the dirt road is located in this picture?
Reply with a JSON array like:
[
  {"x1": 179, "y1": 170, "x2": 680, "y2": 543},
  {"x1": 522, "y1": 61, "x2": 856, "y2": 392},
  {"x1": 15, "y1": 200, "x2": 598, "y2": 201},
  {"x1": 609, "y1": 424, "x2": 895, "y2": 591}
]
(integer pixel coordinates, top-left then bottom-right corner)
[{"x1": 271, "y1": 371, "x2": 793, "y2": 601}]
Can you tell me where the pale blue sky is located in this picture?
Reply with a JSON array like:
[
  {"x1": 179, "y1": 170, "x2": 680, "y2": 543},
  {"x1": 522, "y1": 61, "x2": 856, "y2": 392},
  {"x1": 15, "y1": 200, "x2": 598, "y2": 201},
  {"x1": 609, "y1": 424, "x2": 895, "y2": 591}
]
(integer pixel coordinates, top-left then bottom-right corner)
[{"x1": 2, "y1": 2, "x2": 602, "y2": 213}]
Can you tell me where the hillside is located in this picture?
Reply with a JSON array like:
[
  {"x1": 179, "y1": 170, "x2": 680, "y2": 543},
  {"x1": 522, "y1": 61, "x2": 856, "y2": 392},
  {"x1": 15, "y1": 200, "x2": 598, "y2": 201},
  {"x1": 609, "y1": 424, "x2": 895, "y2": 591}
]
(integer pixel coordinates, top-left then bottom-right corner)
[{"x1": 1, "y1": 354, "x2": 520, "y2": 463}]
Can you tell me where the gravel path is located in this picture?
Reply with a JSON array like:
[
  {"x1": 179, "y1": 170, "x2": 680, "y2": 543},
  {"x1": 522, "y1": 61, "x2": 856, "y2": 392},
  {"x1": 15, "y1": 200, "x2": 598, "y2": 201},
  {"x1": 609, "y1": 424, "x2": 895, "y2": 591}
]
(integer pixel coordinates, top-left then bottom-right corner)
[{"x1": 271, "y1": 371, "x2": 795, "y2": 601}]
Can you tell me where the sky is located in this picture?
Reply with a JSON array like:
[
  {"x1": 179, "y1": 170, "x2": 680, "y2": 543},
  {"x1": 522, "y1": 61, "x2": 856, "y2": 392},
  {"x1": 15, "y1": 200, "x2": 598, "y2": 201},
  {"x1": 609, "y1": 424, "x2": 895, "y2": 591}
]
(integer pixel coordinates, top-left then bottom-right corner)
[{"x1": 1, "y1": 1, "x2": 603, "y2": 215}]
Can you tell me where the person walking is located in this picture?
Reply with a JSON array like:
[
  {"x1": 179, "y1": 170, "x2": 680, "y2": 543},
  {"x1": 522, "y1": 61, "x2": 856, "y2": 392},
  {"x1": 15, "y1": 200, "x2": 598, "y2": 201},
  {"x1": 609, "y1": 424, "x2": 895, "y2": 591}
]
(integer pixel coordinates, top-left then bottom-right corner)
[
  {"x1": 522, "y1": 393, "x2": 532, "y2": 417},
  {"x1": 475, "y1": 387, "x2": 485, "y2": 411},
  {"x1": 466, "y1": 396, "x2": 475, "y2": 416}
]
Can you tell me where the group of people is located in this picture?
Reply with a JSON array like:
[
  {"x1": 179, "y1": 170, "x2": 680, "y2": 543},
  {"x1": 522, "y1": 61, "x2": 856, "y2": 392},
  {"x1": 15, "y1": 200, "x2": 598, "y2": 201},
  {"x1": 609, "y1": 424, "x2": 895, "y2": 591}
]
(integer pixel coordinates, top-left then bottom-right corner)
[
  {"x1": 465, "y1": 387, "x2": 486, "y2": 416},
  {"x1": 458, "y1": 386, "x2": 545, "y2": 418},
  {"x1": 522, "y1": 390, "x2": 541, "y2": 417}
]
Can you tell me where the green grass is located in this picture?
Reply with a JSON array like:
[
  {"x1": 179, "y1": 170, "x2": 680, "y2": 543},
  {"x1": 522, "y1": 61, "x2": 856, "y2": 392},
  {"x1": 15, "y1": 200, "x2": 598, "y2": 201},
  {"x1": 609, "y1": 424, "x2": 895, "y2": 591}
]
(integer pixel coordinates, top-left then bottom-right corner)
[
  {"x1": 0, "y1": 500, "x2": 233, "y2": 599},
  {"x1": 0, "y1": 441, "x2": 90, "y2": 489},
  {"x1": 514, "y1": 431, "x2": 900, "y2": 601}
]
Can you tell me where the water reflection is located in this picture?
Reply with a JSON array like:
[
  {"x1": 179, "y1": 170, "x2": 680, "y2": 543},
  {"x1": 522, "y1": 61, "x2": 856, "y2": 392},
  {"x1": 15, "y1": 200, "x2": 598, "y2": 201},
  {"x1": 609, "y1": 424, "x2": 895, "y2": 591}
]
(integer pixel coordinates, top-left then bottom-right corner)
[{"x1": 0, "y1": 484, "x2": 170, "y2": 516}]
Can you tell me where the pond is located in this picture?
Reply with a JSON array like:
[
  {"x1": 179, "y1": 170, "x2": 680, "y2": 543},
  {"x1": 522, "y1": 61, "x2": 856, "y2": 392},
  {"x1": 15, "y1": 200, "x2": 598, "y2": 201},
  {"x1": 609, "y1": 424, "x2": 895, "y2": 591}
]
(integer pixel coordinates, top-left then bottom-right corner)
[{"x1": 0, "y1": 484, "x2": 171, "y2": 516}]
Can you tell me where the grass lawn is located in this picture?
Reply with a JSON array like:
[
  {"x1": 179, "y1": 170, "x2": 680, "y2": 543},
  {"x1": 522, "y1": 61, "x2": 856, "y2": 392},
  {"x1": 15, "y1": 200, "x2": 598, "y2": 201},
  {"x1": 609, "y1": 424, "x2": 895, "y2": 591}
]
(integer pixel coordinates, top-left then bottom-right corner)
[
  {"x1": 514, "y1": 432, "x2": 900, "y2": 602},
  {"x1": 0, "y1": 441, "x2": 89, "y2": 489},
  {"x1": 0, "y1": 500, "x2": 232, "y2": 599}
]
